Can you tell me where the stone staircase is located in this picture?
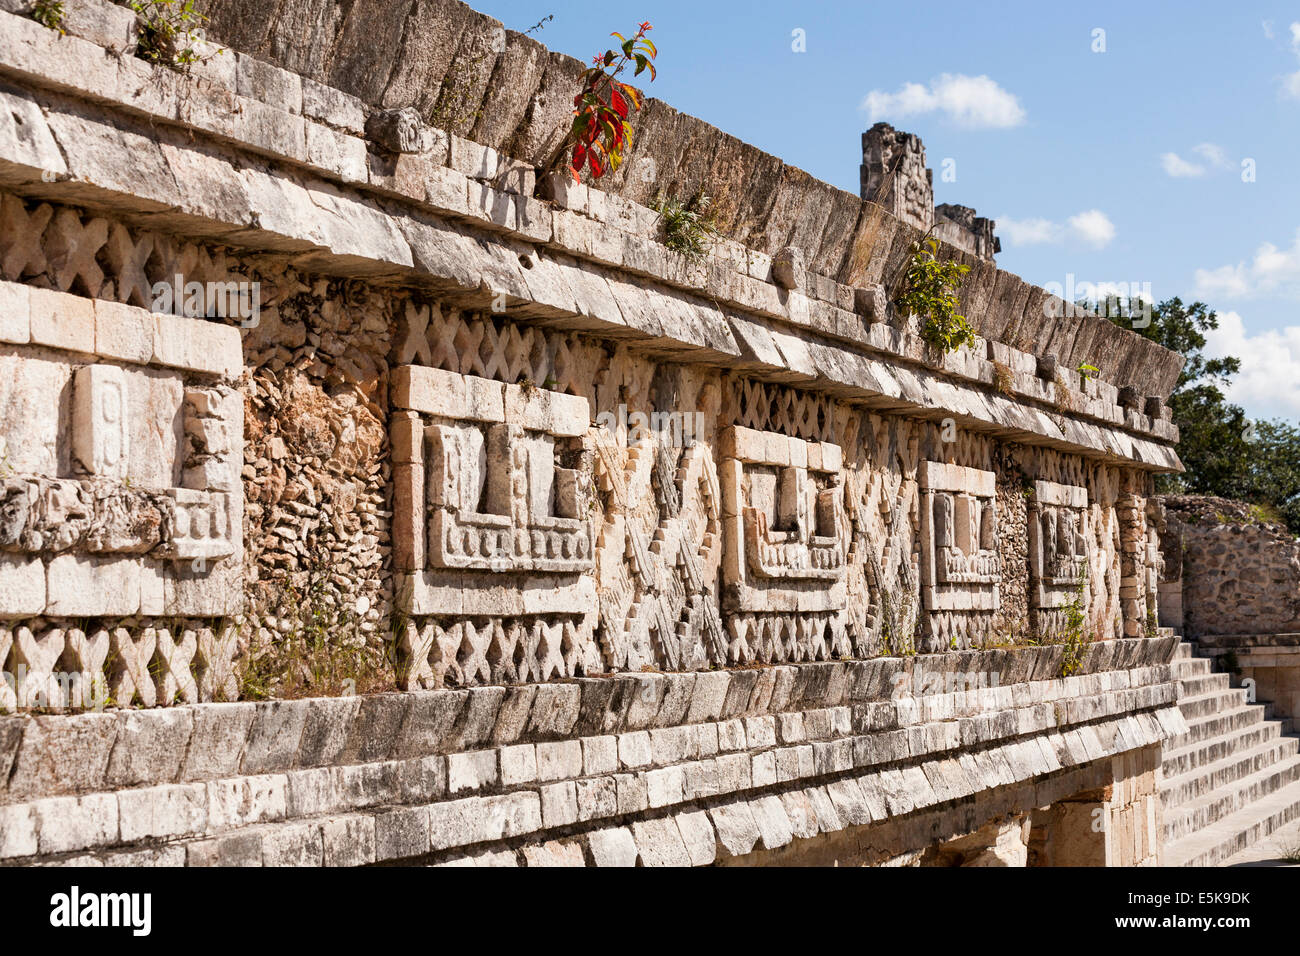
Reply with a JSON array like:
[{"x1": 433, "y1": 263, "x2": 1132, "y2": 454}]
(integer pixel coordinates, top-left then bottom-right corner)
[{"x1": 1161, "y1": 640, "x2": 1300, "y2": 866}]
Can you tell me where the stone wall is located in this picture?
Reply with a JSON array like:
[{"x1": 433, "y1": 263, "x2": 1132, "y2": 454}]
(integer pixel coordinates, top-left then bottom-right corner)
[
  {"x1": 0, "y1": 0, "x2": 1188, "y2": 865},
  {"x1": 1159, "y1": 496, "x2": 1300, "y2": 639},
  {"x1": 190, "y1": 0, "x2": 1183, "y2": 400},
  {"x1": 0, "y1": 641, "x2": 1182, "y2": 866},
  {"x1": 1158, "y1": 495, "x2": 1300, "y2": 718}
]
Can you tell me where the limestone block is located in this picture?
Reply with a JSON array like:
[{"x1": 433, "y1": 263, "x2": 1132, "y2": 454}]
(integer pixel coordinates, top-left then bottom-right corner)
[
  {"x1": 631, "y1": 816, "x2": 692, "y2": 867},
  {"x1": 152, "y1": 312, "x2": 242, "y2": 379},
  {"x1": 447, "y1": 749, "x2": 499, "y2": 794},
  {"x1": 126, "y1": 368, "x2": 184, "y2": 488},
  {"x1": 301, "y1": 78, "x2": 366, "y2": 134},
  {"x1": 392, "y1": 365, "x2": 504, "y2": 421},
  {"x1": 262, "y1": 821, "x2": 325, "y2": 866},
  {"x1": 709, "y1": 801, "x2": 760, "y2": 857},
  {"x1": 70, "y1": 364, "x2": 129, "y2": 478},
  {"x1": 522, "y1": 839, "x2": 585, "y2": 867},
  {"x1": 0, "y1": 353, "x2": 68, "y2": 476},
  {"x1": 0, "y1": 554, "x2": 44, "y2": 617},
  {"x1": 0, "y1": 803, "x2": 36, "y2": 859},
  {"x1": 236, "y1": 54, "x2": 302, "y2": 114},
  {"x1": 575, "y1": 776, "x2": 617, "y2": 822},
  {"x1": 94, "y1": 298, "x2": 152, "y2": 364},
  {"x1": 305, "y1": 122, "x2": 367, "y2": 182},
  {"x1": 586, "y1": 826, "x2": 637, "y2": 866},
  {"x1": 32, "y1": 793, "x2": 118, "y2": 855},
  {"x1": 117, "y1": 782, "x2": 207, "y2": 842},
  {"x1": 29, "y1": 287, "x2": 94, "y2": 354},
  {"x1": 374, "y1": 806, "x2": 431, "y2": 862},
  {"x1": 0, "y1": 280, "x2": 29, "y2": 344},
  {"x1": 323, "y1": 815, "x2": 377, "y2": 867},
  {"x1": 45, "y1": 554, "x2": 139, "y2": 617},
  {"x1": 206, "y1": 774, "x2": 287, "y2": 831},
  {"x1": 61, "y1": 0, "x2": 139, "y2": 54},
  {"x1": 537, "y1": 739, "x2": 583, "y2": 781}
]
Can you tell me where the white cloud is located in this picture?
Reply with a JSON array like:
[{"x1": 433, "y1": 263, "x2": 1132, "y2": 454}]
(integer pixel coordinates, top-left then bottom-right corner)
[
  {"x1": 1067, "y1": 209, "x2": 1116, "y2": 248},
  {"x1": 996, "y1": 210, "x2": 1115, "y2": 249},
  {"x1": 996, "y1": 216, "x2": 1061, "y2": 246},
  {"x1": 1281, "y1": 24, "x2": 1300, "y2": 98},
  {"x1": 1263, "y1": 20, "x2": 1275, "y2": 40},
  {"x1": 1161, "y1": 152, "x2": 1205, "y2": 178},
  {"x1": 861, "y1": 74, "x2": 1026, "y2": 128},
  {"x1": 1194, "y1": 229, "x2": 1300, "y2": 299},
  {"x1": 1192, "y1": 143, "x2": 1233, "y2": 169},
  {"x1": 1161, "y1": 143, "x2": 1234, "y2": 178},
  {"x1": 1203, "y1": 311, "x2": 1300, "y2": 420}
]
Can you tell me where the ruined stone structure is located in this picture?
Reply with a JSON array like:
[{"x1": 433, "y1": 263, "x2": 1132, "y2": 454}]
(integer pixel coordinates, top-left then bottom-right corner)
[
  {"x1": 0, "y1": 0, "x2": 1201, "y2": 867},
  {"x1": 860, "y1": 123, "x2": 1000, "y2": 262},
  {"x1": 1152, "y1": 496, "x2": 1300, "y2": 864}
]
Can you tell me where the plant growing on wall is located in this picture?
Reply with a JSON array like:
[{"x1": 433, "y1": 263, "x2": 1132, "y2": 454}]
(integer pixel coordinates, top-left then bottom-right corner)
[
  {"x1": 126, "y1": 0, "x2": 219, "y2": 69},
  {"x1": 895, "y1": 237, "x2": 974, "y2": 355},
  {"x1": 32, "y1": 0, "x2": 65, "y2": 33},
  {"x1": 564, "y1": 21, "x2": 657, "y2": 181},
  {"x1": 650, "y1": 191, "x2": 717, "y2": 261},
  {"x1": 1058, "y1": 567, "x2": 1091, "y2": 678}
]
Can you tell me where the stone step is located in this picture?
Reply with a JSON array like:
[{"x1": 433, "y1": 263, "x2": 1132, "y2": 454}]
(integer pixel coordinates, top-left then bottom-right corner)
[
  {"x1": 1161, "y1": 735, "x2": 1300, "y2": 808},
  {"x1": 1162, "y1": 719, "x2": 1287, "y2": 778},
  {"x1": 1173, "y1": 641, "x2": 1196, "y2": 660},
  {"x1": 1176, "y1": 672, "x2": 1232, "y2": 697},
  {"x1": 1162, "y1": 753, "x2": 1300, "y2": 843},
  {"x1": 1171, "y1": 657, "x2": 1213, "y2": 678},
  {"x1": 1165, "y1": 777, "x2": 1300, "y2": 867},
  {"x1": 1168, "y1": 705, "x2": 1266, "y2": 751},
  {"x1": 1177, "y1": 687, "x2": 1250, "y2": 720}
]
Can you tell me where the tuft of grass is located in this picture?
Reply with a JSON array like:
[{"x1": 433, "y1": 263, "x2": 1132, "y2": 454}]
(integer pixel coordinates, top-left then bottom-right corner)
[
  {"x1": 992, "y1": 360, "x2": 1014, "y2": 396},
  {"x1": 32, "y1": 0, "x2": 65, "y2": 33},
  {"x1": 650, "y1": 192, "x2": 717, "y2": 262},
  {"x1": 1058, "y1": 567, "x2": 1091, "y2": 678}
]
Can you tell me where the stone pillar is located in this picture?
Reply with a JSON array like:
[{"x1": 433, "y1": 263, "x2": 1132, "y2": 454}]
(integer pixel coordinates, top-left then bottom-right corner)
[
  {"x1": 1028, "y1": 745, "x2": 1162, "y2": 866},
  {"x1": 860, "y1": 122, "x2": 933, "y2": 232}
]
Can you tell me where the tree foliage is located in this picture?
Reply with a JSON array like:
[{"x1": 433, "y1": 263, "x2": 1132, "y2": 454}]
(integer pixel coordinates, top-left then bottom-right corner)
[{"x1": 1099, "y1": 296, "x2": 1300, "y2": 533}]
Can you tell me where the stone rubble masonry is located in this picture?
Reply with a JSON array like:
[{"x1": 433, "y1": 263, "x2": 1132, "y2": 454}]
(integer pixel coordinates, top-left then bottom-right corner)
[
  {"x1": 0, "y1": 641, "x2": 1184, "y2": 865},
  {"x1": 0, "y1": 5, "x2": 1184, "y2": 436},
  {"x1": 1159, "y1": 496, "x2": 1300, "y2": 641}
]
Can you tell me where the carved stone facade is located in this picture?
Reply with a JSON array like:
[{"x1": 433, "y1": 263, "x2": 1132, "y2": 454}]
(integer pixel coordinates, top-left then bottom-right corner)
[
  {"x1": 0, "y1": 282, "x2": 243, "y2": 708},
  {"x1": 1030, "y1": 480, "x2": 1089, "y2": 610},
  {"x1": 0, "y1": 0, "x2": 1188, "y2": 868},
  {"x1": 391, "y1": 365, "x2": 600, "y2": 687},
  {"x1": 721, "y1": 425, "x2": 849, "y2": 664}
]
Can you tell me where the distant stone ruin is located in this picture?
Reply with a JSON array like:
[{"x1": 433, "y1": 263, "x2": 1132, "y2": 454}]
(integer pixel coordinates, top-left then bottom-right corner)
[{"x1": 860, "y1": 122, "x2": 1000, "y2": 262}]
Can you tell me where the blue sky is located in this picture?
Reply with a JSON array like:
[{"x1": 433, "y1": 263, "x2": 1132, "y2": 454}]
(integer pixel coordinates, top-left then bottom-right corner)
[{"x1": 475, "y1": 0, "x2": 1300, "y2": 422}]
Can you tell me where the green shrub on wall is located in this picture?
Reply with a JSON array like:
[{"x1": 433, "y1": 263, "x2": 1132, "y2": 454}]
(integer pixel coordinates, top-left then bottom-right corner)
[{"x1": 895, "y1": 237, "x2": 974, "y2": 355}]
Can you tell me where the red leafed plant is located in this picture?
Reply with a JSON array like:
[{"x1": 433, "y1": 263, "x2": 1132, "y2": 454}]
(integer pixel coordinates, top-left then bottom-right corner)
[{"x1": 568, "y1": 21, "x2": 657, "y2": 181}]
